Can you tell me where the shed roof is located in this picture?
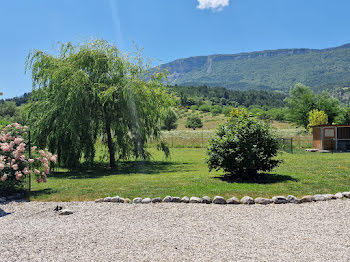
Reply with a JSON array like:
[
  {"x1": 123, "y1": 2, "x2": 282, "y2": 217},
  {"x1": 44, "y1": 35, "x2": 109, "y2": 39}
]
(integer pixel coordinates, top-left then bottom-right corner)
[{"x1": 312, "y1": 125, "x2": 350, "y2": 128}]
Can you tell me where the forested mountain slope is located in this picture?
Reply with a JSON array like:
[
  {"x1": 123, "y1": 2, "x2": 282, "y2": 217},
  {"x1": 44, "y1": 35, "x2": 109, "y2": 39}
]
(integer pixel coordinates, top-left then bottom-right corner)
[{"x1": 161, "y1": 44, "x2": 350, "y2": 92}]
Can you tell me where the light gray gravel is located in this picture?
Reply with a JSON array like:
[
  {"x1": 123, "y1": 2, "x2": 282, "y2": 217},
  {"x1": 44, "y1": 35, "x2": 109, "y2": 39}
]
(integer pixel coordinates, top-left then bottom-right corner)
[{"x1": 1, "y1": 200, "x2": 350, "y2": 262}]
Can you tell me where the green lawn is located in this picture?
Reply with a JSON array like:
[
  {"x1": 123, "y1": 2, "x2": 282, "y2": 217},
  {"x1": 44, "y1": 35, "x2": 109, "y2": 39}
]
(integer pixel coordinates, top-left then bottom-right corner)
[{"x1": 30, "y1": 148, "x2": 350, "y2": 201}]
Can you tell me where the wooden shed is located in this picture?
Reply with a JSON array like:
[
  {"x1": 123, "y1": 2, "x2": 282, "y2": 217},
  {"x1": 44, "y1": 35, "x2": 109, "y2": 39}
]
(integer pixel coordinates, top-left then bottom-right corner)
[{"x1": 312, "y1": 125, "x2": 350, "y2": 151}]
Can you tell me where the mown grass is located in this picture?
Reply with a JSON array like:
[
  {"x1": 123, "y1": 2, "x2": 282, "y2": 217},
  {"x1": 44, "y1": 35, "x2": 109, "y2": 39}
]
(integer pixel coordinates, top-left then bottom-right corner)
[{"x1": 31, "y1": 148, "x2": 350, "y2": 201}]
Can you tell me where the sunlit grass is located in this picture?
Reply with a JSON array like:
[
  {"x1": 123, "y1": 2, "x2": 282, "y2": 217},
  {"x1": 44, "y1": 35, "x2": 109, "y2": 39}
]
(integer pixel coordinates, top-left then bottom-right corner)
[{"x1": 31, "y1": 148, "x2": 350, "y2": 201}]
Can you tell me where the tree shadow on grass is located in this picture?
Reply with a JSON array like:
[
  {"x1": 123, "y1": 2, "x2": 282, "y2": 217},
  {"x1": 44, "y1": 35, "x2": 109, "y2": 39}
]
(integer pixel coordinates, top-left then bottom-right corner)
[
  {"x1": 50, "y1": 161, "x2": 192, "y2": 179},
  {"x1": 30, "y1": 188, "x2": 59, "y2": 198},
  {"x1": 215, "y1": 173, "x2": 298, "y2": 184}
]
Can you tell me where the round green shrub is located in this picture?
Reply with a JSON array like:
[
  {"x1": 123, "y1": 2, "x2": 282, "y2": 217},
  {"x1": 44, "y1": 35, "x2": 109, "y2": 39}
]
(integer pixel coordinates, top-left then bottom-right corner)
[
  {"x1": 199, "y1": 104, "x2": 211, "y2": 112},
  {"x1": 185, "y1": 115, "x2": 203, "y2": 130},
  {"x1": 206, "y1": 108, "x2": 281, "y2": 178}
]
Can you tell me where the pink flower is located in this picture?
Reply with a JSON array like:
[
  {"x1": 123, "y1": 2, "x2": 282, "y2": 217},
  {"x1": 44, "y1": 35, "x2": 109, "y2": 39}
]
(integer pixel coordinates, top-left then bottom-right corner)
[
  {"x1": 12, "y1": 164, "x2": 18, "y2": 170},
  {"x1": 50, "y1": 155, "x2": 57, "y2": 163},
  {"x1": 28, "y1": 159, "x2": 35, "y2": 163},
  {"x1": 0, "y1": 163, "x2": 4, "y2": 170},
  {"x1": 1, "y1": 174, "x2": 8, "y2": 181},
  {"x1": 15, "y1": 171, "x2": 22, "y2": 180},
  {"x1": 34, "y1": 169, "x2": 40, "y2": 175},
  {"x1": 14, "y1": 137, "x2": 23, "y2": 145},
  {"x1": 44, "y1": 167, "x2": 50, "y2": 175}
]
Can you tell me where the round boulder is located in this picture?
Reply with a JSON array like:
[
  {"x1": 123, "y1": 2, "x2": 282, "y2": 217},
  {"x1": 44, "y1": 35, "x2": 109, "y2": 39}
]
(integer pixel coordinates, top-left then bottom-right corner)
[
  {"x1": 189, "y1": 197, "x2": 202, "y2": 203},
  {"x1": 240, "y1": 196, "x2": 254, "y2": 205},
  {"x1": 227, "y1": 197, "x2": 240, "y2": 204},
  {"x1": 202, "y1": 196, "x2": 212, "y2": 204},
  {"x1": 213, "y1": 196, "x2": 227, "y2": 204},
  {"x1": 254, "y1": 197, "x2": 272, "y2": 205}
]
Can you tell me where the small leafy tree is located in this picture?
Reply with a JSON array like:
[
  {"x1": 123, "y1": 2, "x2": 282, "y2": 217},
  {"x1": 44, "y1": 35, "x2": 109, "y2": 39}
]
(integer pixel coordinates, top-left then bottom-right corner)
[
  {"x1": 185, "y1": 115, "x2": 203, "y2": 130},
  {"x1": 307, "y1": 109, "x2": 328, "y2": 132},
  {"x1": 335, "y1": 106, "x2": 350, "y2": 125},
  {"x1": 210, "y1": 105, "x2": 222, "y2": 116},
  {"x1": 161, "y1": 108, "x2": 178, "y2": 131},
  {"x1": 285, "y1": 83, "x2": 316, "y2": 129},
  {"x1": 222, "y1": 106, "x2": 233, "y2": 116},
  {"x1": 199, "y1": 104, "x2": 211, "y2": 112},
  {"x1": 206, "y1": 108, "x2": 281, "y2": 178}
]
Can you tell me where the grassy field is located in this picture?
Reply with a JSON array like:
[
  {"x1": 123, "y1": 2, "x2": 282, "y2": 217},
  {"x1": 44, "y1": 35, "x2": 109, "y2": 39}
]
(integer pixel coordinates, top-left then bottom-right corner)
[
  {"x1": 31, "y1": 147, "x2": 350, "y2": 201},
  {"x1": 29, "y1": 114, "x2": 342, "y2": 202}
]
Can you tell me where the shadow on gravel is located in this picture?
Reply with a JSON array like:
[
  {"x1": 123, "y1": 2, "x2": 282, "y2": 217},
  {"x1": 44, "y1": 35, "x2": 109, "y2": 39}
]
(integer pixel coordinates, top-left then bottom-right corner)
[
  {"x1": 49, "y1": 161, "x2": 192, "y2": 179},
  {"x1": 216, "y1": 173, "x2": 298, "y2": 184},
  {"x1": 0, "y1": 208, "x2": 11, "y2": 217}
]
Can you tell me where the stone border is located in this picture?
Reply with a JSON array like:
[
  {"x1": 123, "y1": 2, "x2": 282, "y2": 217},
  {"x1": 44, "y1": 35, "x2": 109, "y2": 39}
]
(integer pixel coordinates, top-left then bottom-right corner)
[{"x1": 94, "y1": 192, "x2": 350, "y2": 205}]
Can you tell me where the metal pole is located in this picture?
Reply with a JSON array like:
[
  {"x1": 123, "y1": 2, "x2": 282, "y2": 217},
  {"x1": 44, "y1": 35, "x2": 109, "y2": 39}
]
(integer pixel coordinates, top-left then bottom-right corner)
[{"x1": 28, "y1": 131, "x2": 31, "y2": 198}]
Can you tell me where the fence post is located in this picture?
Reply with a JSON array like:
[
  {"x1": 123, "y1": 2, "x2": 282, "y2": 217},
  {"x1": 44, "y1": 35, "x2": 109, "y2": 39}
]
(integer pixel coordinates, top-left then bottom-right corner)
[{"x1": 201, "y1": 129, "x2": 204, "y2": 148}]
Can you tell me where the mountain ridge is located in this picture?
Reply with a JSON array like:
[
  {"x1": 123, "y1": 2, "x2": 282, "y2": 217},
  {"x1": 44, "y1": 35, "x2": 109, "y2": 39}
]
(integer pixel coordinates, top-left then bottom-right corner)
[{"x1": 160, "y1": 43, "x2": 350, "y2": 92}]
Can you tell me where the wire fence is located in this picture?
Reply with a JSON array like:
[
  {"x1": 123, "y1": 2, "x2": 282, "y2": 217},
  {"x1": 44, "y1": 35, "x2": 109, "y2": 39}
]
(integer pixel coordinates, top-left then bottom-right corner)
[
  {"x1": 148, "y1": 130, "x2": 313, "y2": 152},
  {"x1": 280, "y1": 138, "x2": 293, "y2": 153}
]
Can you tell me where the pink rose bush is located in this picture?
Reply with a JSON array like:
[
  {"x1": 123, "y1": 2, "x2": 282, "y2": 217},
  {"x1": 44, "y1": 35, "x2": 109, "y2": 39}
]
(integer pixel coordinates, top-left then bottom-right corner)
[{"x1": 0, "y1": 123, "x2": 56, "y2": 194}]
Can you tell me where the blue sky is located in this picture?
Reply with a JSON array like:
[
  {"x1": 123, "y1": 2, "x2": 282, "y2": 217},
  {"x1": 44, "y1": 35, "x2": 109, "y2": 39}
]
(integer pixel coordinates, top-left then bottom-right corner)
[{"x1": 1, "y1": 0, "x2": 350, "y2": 98}]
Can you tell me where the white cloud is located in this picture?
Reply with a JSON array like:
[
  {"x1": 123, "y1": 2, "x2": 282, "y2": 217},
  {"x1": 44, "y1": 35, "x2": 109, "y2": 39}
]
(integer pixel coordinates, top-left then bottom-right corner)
[{"x1": 196, "y1": 0, "x2": 229, "y2": 11}]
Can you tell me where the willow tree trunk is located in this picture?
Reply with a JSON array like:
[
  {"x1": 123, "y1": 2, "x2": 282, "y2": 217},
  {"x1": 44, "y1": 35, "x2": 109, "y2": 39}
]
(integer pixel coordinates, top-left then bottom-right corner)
[{"x1": 105, "y1": 118, "x2": 116, "y2": 168}]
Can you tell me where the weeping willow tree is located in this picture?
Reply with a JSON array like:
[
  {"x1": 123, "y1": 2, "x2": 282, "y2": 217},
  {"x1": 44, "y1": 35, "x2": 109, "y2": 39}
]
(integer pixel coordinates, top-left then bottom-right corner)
[{"x1": 25, "y1": 39, "x2": 173, "y2": 168}]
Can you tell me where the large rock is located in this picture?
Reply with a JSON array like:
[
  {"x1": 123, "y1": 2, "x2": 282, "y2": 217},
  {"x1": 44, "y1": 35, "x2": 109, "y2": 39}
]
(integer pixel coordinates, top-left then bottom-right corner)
[
  {"x1": 213, "y1": 196, "x2": 227, "y2": 204},
  {"x1": 227, "y1": 197, "x2": 240, "y2": 204},
  {"x1": 111, "y1": 196, "x2": 120, "y2": 202},
  {"x1": 172, "y1": 197, "x2": 181, "y2": 203},
  {"x1": 287, "y1": 195, "x2": 301, "y2": 204},
  {"x1": 301, "y1": 195, "x2": 314, "y2": 203},
  {"x1": 335, "y1": 192, "x2": 343, "y2": 199},
  {"x1": 59, "y1": 209, "x2": 73, "y2": 215},
  {"x1": 323, "y1": 194, "x2": 336, "y2": 200},
  {"x1": 342, "y1": 192, "x2": 350, "y2": 198},
  {"x1": 272, "y1": 196, "x2": 288, "y2": 204},
  {"x1": 152, "y1": 197, "x2": 162, "y2": 203},
  {"x1": 240, "y1": 196, "x2": 254, "y2": 205},
  {"x1": 119, "y1": 198, "x2": 125, "y2": 203},
  {"x1": 254, "y1": 197, "x2": 272, "y2": 205},
  {"x1": 181, "y1": 196, "x2": 190, "y2": 203},
  {"x1": 163, "y1": 196, "x2": 173, "y2": 202},
  {"x1": 94, "y1": 198, "x2": 104, "y2": 203},
  {"x1": 202, "y1": 196, "x2": 212, "y2": 204},
  {"x1": 314, "y1": 194, "x2": 326, "y2": 201},
  {"x1": 103, "y1": 197, "x2": 112, "y2": 202},
  {"x1": 189, "y1": 197, "x2": 202, "y2": 203},
  {"x1": 124, "y1": 198, "x2": 131, "y2": 204},
  {"x1": 133, "y1": 197, "x2": 142, "y2": 204},
  {"x1": 142, "y1": 198, "x2": 151, "y2": 204}
]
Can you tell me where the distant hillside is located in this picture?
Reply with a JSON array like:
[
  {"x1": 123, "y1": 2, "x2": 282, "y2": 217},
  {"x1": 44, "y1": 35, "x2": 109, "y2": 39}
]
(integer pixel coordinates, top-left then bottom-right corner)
[{"x1": 161, "y1": 43, "x2": 350, "y2": 93}]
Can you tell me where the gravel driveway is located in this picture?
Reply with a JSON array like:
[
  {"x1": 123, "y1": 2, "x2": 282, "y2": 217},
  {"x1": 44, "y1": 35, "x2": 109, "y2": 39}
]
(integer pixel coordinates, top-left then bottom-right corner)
[{"x1": 1, "y1": 200, "x2": 350, "y2": 262}]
